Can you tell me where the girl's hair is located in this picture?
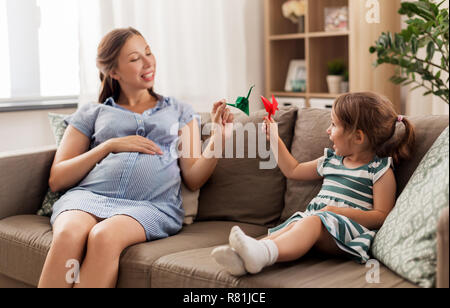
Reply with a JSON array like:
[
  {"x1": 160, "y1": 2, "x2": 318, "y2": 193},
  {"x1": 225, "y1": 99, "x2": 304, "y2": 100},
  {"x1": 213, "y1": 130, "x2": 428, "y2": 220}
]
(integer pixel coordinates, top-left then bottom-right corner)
[
  {"x1": 96, "y1": 27, "x2": 158, "y2": 104},
  {"x1": 333, "y1": 92, "x2": 415, "y2": 164}
]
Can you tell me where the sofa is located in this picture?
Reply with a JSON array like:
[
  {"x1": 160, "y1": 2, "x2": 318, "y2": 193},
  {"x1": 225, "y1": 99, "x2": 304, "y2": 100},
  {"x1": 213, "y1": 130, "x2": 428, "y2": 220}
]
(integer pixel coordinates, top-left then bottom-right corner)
[{"x1": 0, "y1": 107, "x2": 448, "y2": 288}]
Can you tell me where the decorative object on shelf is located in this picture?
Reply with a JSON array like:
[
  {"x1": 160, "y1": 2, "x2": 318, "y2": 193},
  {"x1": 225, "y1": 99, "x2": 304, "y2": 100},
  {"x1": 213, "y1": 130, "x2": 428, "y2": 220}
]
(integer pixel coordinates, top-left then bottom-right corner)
[
  {"x1": 324, "y1": 6, "x2": 348, "y2": 32},
  {"x1": 227, "y1": 85, "x2": 255, "y2": 116},
  {"x1": 282, "y1": 0, "x2": 307, "y2": 33},
  {"x1": 285, "y1": 59, "x2": 307, "y2": 92},
  {"x1": 369, "y1": 0, "x2": 449, "y2": 105},
  {"x1": 340, "y1": 70, "x2": 349, "y2": 93},
  {"x1": 326, "y1": 58, "x2": 346, "y2": 94}
]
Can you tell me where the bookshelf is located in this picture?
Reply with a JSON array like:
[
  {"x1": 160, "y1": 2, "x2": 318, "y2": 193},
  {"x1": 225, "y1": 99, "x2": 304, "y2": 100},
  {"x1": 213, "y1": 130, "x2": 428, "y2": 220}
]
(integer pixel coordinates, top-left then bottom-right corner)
[{"x1": 264, "y1": 0, "x2": 402, "y2": 112}]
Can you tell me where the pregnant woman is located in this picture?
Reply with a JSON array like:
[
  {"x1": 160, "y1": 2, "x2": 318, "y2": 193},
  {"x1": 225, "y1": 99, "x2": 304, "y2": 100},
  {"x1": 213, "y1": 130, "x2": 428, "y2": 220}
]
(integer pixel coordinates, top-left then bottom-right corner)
[{"x1": 38, "y1": 27, "x2": 233, "y2": 288}]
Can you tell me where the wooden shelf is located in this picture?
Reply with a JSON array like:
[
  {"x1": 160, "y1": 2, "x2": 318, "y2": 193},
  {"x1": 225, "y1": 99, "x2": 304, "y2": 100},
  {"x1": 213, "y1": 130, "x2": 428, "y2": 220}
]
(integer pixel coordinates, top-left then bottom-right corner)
[
  {"x1": 308, "y1": 31, "x2": 349, "y2": 38},
  {"x1": 264, "y1": 0, "x2": 401, "y2": 111}
]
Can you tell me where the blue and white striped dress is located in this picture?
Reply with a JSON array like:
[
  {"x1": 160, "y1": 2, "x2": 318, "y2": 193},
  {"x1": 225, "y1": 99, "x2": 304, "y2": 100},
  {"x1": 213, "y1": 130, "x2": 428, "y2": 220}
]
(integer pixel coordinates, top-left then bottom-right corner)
[
  {"x1": 50, "y1": 96, "x2": 197, "y2": 241},
  {"x1": 269, "y1": 148, "x2": 393, "y2": 263}
]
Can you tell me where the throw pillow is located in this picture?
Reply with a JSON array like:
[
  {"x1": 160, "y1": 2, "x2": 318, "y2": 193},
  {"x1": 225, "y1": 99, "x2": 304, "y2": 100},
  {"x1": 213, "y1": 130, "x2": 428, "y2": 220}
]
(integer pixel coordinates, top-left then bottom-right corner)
[
  {"x1": 371, "y1": 126, "x2": 449, "y2": 288},
  {"x1": 196, "y1": 107, "x2": 297, "y2": 227},
  {"x1": 37, "y1": 112, "x2": 200, "y2": 225}
]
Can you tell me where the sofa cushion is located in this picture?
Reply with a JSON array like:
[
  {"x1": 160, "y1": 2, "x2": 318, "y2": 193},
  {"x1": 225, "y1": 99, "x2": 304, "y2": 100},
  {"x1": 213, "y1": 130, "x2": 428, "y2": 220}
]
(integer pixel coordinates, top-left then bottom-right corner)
[
  {"x1": 196, "y1": 107, "x2": 297, "y2": 227},
  {"x1": 36, "y1": 112, "x2": 200, "y2": 225},
  {"x1": 371, "y1": 126, "x2": 449, "y2": 288},
  {"x1": 151, "y1": 246, "x2": 417, "y2": 288},
  {"x1": 393, "y1": 115, "x2": 449, "y2": 197},
  {"x1": 281, "y1": 109, "x2": 449, "y2": 223},
  {"x1": 0, "y1": 215, "x2": 266, "y2": 287}
]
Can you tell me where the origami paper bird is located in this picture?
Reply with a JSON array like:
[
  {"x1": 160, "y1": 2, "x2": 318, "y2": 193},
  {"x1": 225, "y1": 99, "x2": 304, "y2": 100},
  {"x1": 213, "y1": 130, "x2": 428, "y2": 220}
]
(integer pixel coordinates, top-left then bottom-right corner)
[
  {"x1": 227, "y1": 85, "x2": 255, "y2": 116},
  {"x1": 261, "y1": 95, "x2": 279, "y2": 120}
]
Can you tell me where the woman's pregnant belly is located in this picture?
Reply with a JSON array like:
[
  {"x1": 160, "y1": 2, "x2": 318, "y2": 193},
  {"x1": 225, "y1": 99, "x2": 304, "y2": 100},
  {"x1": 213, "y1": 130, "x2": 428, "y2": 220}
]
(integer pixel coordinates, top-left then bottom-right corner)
[{"x1": 77, "y1": 152, "x2": 181, "y2": 202}]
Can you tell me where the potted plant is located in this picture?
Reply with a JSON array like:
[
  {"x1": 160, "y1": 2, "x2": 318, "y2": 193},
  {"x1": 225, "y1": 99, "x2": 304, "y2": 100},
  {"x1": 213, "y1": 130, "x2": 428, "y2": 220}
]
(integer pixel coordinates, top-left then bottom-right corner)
[
  {"x1": 369, "y1": 0, "x2": 449, "y2": 104},
  {"x1": 341, "y1": 70, "x2": 349, "y2": 93},
  {"x1": 282, "y1": 0, "x2": 307, "y2": 33},
  {"x1": 327, "y1": 59, "x2": 346, "y2": 94}
]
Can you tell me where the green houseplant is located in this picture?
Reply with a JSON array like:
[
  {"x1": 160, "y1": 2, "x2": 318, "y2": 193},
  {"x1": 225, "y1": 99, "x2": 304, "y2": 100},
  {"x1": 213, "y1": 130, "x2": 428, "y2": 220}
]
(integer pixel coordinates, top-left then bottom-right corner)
[
  {"x1": 326, "y1": 58, "x2": 346, "y2": 94},
  {"x1": 369, "y1": 0, "x2": 449, "y2": 104}
]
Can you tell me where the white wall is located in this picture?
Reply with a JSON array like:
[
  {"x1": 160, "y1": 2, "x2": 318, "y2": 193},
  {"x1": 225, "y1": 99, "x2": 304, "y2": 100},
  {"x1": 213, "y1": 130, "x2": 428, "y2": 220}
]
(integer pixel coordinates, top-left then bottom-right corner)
[{"x1": 0, "y1": 108, "x2": 76, "y2": 152}]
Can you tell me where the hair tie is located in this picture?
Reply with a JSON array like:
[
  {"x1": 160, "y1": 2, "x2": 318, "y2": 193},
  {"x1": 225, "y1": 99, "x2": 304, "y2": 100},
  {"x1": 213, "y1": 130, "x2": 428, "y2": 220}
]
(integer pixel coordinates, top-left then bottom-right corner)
[{"x1": 397, "y1": 115, "x2": 404, "y2": 123}]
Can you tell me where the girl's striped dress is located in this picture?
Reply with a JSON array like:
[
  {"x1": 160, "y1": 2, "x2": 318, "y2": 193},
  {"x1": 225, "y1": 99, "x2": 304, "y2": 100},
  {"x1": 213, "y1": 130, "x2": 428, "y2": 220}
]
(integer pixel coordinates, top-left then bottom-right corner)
[{"x1": 269, "y1": 148, "x2": 393, "y2": 263}]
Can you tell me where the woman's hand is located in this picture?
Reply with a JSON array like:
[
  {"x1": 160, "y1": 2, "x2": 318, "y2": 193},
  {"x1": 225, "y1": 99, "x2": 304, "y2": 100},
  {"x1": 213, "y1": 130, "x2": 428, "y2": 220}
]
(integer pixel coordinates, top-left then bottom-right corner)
[
  {"x1": 105, "y1": 136, "x2": 163, "y2": 155},
  {"x1": 210, "y1": 100, "x2": 234, "y2": 140},
  {"x1": 263, "y1": 116, "x2": 279, "y2": 142}
]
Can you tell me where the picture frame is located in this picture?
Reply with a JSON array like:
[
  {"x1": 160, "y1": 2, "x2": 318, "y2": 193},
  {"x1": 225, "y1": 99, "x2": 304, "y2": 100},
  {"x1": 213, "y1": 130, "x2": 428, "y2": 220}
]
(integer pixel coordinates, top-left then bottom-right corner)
[
  {"x1": 324, "y1": 6, "x2": 348, "y2": 32},
  {"x1": 284, "y1": 59, "x2": 307, "y2": 92}
]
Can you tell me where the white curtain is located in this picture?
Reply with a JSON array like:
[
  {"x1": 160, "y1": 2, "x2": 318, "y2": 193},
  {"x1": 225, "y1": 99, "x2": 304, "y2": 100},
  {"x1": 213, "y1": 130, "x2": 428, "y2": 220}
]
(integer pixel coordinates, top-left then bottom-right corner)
[{"x1": 78, "y1": 0, "x2": 265, "y2": 112}]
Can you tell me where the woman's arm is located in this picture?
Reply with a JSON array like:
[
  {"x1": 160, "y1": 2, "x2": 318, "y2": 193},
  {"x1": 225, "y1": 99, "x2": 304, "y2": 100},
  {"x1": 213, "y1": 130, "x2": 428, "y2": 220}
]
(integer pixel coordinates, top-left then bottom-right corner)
[
  {"x1": 49, "y1": 125, "x2": 110, "y2": 192},
  {"x1": 49, "y1": 125, "x2": 164, "y2": 192},
  {"x1": 179, "y1": 101, "x2": 233, "y2": 191},
  {"x1": 320, "y1": 168, "x2": 397, "y2": 230}
]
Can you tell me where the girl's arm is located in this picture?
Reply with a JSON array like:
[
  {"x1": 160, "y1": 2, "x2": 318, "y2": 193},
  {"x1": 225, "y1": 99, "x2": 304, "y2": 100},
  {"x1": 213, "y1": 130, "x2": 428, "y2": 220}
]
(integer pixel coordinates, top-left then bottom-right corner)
[
  {"x1": 264, "y1": 117, "x2": 322, "y2": 181},
  {"x1": 320, "y1": 168, "x2": 396, "y2": 230}
]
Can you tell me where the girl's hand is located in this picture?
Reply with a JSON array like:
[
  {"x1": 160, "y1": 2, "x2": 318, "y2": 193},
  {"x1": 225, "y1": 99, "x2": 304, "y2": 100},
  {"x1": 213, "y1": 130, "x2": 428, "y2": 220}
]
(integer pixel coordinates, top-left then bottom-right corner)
[
  {"x1": 210, "y1": 100, "x2": 234, "y2": 140},
  {"x1": 319, "y1": 206, "x2": 342, "y2": 215},
  {"x1": 262, "y1": 116, "x2": 279, "y2": 142},
  {"x1": 105, "y1": 136, "x2": 163, "y2": 155}
]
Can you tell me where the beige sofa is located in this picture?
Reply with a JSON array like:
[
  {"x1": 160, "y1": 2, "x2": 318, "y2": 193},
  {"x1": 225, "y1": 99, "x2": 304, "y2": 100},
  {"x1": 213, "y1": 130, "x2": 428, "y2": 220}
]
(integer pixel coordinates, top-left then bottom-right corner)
[{"x1": 0, "y1": 107, "x2": 448, "y2": 288}]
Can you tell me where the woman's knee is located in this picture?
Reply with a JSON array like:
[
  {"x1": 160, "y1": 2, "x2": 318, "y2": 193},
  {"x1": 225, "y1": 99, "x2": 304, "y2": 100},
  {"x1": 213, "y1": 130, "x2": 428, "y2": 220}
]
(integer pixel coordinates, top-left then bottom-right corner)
[
  {"x1": 86, "y1": 225, "x2": 120, "y2": 256},
  {"x1": 52, "y1": 212, "x2": 97, "y2": 249}
]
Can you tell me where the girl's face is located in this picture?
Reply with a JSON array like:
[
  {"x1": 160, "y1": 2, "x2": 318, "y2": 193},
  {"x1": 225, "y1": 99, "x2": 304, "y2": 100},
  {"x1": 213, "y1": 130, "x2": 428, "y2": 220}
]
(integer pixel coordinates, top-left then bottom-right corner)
[
  {"x1": 111, "y1": 34, "x2": 156, "y2": 91},
  {"x1": 326, "y1": 111, "x2": 353, "y2": 157}
]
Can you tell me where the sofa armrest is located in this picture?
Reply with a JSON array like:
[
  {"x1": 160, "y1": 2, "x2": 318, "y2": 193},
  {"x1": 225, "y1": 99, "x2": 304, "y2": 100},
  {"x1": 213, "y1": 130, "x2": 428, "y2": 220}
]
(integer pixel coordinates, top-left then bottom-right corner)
[
  {"x1": 437, "y1": 206, "x2": 449, "y2": 288},
  {"x1": 0, "y1": 146, "x2": 57, "y2": 220}
]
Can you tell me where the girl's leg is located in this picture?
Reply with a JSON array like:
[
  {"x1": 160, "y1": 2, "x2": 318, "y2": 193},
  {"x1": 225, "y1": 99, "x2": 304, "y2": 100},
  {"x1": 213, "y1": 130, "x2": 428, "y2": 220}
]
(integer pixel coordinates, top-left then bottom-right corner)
[
  {"x1": 38, "y1": 210, "x2": 99, "y2": 288},
  {"x1": 273, "y1": 216, "x2": 324, "y2": 262},
  {"x1": 74, "y1": 215, "x2": 146, "y2": 288}
]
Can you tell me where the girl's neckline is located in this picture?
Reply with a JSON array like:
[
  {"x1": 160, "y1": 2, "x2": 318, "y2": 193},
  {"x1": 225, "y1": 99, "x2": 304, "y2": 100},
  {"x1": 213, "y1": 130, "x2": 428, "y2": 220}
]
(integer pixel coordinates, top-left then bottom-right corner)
[{"x1": 340, "y1": 155, "x2": 376, "y2": 170}]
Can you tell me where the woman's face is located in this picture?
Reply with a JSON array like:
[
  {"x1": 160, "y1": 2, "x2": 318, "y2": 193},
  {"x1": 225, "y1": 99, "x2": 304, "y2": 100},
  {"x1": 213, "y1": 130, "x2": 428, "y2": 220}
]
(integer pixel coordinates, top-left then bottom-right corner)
[{"x1": 111, "y1": 34, "x2": 156, "y2": 91}]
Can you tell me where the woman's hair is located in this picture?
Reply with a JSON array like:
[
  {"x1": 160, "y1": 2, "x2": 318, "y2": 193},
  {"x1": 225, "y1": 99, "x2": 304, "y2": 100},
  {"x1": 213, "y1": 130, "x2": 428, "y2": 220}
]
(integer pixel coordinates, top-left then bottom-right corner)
[
  {"x1": 333, "y1": 92, "x2": 415, "y2": 164},
  {"x1": 96, "y1": 27, "x2": 158, "y2": 104}
]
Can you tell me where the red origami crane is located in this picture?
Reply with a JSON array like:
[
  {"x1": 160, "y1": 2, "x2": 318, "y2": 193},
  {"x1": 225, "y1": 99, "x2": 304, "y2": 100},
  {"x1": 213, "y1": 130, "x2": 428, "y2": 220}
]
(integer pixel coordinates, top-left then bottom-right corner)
[{"x1": 261, "y1": 95, "x2": 279, "y2": 120}]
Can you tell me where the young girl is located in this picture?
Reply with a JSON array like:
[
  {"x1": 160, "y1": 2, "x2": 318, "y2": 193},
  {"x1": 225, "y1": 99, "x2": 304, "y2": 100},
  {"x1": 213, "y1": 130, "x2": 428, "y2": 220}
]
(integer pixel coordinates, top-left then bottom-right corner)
[
  {"x1": 38, "y1": 28, "x2": 233, "y2": 288},
  {"x1": 212, "y1": 92, "x2": 415, "y2": 276}
]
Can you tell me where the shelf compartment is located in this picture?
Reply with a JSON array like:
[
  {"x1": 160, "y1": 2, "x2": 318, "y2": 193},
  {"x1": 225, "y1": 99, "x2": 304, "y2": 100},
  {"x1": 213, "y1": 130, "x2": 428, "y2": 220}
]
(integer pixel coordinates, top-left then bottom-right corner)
[
  {"x1": 268, "y1": 39, "x2": 306, "y2": 93},
  {"x1": 308, "y1": 35, "x2": 348, "y2": 94},
  {"x1": 266, "y1": 0, "x2": 307, "y2": 35},
  {"x1": 308, "y1": 0, "x2": 349, "y2": 33}
]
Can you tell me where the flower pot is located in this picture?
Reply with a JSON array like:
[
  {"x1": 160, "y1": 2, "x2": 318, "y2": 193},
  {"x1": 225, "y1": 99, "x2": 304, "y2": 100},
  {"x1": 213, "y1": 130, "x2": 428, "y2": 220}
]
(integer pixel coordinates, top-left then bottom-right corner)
[
  {"x1": 340, "y1": 81, "x2": 349, "y2": 93},
  {"x1": 326, "y1": 75, "x2": 343, "y2": 94}
]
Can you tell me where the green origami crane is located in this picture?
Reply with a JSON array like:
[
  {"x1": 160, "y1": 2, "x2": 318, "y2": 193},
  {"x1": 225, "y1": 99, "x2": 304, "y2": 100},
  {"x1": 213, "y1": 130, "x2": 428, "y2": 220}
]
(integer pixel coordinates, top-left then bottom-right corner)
[{"x1": 227, "y1": 85, "x2": 255, "y2": 116}]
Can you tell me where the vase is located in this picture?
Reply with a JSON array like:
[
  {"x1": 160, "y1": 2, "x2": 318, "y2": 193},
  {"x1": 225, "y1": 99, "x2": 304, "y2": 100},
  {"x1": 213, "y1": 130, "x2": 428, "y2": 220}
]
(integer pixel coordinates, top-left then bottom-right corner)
[
  {"x1": 326, "y1": 75, "x2": 343, "y2": 94},
  {"x1": 297, "y1": 15, "x2": 305, "y2": 33}
]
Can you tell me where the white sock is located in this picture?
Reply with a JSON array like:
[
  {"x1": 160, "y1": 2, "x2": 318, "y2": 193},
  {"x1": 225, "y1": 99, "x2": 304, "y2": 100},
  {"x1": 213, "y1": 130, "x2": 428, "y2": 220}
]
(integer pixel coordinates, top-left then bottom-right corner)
[
  {"x1": 229, "y1": 226, "x2": 279, "y2": 274},
  {"x1": 211, "y1": 245, "x2": 247, "y2": 276}
]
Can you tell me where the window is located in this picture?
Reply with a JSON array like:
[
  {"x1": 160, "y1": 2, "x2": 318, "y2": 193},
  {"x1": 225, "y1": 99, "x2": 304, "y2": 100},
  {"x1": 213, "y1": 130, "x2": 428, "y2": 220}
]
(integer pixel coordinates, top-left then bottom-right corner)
[{"x1": 0, "y1": 0, "x2": 79, "y2": 101}]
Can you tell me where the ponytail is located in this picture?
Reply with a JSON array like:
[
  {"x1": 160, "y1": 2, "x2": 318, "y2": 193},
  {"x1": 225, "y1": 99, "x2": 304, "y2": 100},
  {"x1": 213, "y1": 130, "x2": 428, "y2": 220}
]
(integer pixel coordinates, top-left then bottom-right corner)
[
  {"x1": 376, "y1": 117, "x2": 416, "y2": 165},
  {"x1": 98, "y1": 72, "x2": 121, "y2": 104}
]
